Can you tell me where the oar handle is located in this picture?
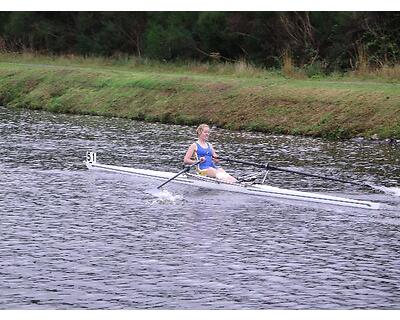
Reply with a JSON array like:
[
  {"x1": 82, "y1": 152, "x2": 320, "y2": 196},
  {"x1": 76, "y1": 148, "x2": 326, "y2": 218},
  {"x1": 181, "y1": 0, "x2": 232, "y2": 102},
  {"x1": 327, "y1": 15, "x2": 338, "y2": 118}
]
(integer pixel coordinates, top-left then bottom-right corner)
[
  {"x1": 214, "y1": 156, "x2": 366, "y2": 187},
  {"x1": 157, "y1": 159, "x2": 202, "y2": 189}
]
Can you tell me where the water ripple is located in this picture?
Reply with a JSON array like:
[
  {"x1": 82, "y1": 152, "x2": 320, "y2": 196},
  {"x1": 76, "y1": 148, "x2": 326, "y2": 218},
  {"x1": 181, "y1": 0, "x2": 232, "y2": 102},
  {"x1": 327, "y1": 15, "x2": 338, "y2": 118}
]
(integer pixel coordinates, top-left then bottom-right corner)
[{"x1": 1, "y1": 106, "x2": 400, "y2": 309}]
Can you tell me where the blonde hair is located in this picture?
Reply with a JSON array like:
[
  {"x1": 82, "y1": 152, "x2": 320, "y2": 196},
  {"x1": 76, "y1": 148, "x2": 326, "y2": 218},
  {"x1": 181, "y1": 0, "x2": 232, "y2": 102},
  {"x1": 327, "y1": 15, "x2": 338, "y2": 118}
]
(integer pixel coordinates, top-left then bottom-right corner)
[{"x1": 196, "y1": 124, "x2": 209, "y2": 136}]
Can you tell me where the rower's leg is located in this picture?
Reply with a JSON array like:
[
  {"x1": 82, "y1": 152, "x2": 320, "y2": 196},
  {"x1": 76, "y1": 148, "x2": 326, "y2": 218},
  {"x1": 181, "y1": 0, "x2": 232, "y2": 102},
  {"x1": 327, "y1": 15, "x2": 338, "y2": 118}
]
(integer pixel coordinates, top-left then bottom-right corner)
[
  {"x1": 204, "y1": 167, "x2": 218, "y2": 178},
  {"x1": 218, "y1": 169, "x2": 237, "y2": 183},
  {"x1": 206, "y1": 168, "x2": 237, "y2": 183}
]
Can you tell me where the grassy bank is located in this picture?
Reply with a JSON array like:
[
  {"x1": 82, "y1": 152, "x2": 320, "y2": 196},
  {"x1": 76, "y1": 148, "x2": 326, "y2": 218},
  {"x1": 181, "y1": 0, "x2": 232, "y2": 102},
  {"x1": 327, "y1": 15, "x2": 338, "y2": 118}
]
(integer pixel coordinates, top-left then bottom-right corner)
[{"x1": 1, "y1": 54, "x2": 399, "y2": 139}]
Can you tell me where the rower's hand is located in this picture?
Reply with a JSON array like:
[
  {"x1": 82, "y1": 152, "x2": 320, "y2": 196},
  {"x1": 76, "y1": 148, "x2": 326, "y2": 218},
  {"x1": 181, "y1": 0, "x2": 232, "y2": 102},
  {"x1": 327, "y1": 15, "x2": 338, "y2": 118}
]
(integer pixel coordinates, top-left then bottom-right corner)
[{"x1": 199, "y1": 157, "x2": 205, "y2": 163}]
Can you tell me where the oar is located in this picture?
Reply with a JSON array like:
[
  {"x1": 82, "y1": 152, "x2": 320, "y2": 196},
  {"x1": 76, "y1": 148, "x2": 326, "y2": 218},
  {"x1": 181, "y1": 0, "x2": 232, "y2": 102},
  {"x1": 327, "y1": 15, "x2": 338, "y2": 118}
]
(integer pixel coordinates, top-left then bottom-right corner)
[
  {"x1": 214, "y1": 156, "x2": 370, "y2": 187},
  {"x1": 157, "y1": 159, "x2": 202, "y2": 189}
]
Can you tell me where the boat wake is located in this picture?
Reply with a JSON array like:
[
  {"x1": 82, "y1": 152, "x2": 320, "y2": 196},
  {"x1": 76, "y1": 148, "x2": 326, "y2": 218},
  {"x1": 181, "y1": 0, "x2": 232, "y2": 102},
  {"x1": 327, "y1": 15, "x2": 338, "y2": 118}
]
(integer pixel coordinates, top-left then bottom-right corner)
[
  {"x1": 372, "y1": 185, "x2": 400, "y2": 197},
  {"x1": 146, "y1": 188, "x2": 184, "y2": 204}
]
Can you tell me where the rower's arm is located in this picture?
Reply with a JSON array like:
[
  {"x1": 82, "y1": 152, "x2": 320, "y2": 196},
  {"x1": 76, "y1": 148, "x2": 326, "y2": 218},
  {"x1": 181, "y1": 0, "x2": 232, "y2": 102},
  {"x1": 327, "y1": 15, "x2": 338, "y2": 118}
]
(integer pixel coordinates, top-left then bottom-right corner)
[
  {"x1": 210, "y1": 145, "x2": 220, "y2": 163},
  {"x1": 183, "y1": 143, "x2": 197, "y2": 165}
]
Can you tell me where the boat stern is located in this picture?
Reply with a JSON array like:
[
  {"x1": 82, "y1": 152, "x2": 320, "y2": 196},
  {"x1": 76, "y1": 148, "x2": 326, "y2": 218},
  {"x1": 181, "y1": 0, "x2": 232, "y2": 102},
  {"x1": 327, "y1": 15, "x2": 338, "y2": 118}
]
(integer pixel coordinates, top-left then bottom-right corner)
[{"x1": 86, "y1": 151, "x2": 97, "y2": 169}]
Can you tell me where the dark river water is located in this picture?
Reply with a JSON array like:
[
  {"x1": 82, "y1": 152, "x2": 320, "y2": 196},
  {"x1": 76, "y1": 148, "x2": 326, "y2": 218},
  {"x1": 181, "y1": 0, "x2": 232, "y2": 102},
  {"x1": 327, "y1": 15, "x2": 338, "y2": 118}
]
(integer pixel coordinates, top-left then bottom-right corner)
[{"x1": 1, "y1": 105, "x2": 400, "y2": 309}]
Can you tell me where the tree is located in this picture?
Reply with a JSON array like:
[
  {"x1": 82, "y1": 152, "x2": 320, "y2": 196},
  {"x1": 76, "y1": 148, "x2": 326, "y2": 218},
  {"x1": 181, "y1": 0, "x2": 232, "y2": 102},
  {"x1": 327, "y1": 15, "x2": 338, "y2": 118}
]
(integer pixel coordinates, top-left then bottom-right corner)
[
  {"x1": 144, "y1": 12, "x2": 197, "y2": 60},
  {"x1": 0, "y1": 12, "x2": 399, "y2": 71}
]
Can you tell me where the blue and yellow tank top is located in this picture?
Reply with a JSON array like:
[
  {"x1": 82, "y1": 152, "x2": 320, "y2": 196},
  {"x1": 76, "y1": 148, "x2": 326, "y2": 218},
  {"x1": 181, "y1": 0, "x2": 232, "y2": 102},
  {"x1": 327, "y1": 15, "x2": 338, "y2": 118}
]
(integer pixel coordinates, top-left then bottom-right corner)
[{"x1": 195, "y1": 142, "x2": 216, "y2": 170}]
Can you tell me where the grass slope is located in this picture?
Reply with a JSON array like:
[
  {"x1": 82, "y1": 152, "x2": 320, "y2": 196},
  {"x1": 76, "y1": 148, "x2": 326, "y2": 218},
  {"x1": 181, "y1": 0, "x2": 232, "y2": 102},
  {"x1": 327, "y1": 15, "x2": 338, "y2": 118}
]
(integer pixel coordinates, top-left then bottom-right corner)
[{"x1": 0, "y1": 57, "x2": 399, "y2": 139}]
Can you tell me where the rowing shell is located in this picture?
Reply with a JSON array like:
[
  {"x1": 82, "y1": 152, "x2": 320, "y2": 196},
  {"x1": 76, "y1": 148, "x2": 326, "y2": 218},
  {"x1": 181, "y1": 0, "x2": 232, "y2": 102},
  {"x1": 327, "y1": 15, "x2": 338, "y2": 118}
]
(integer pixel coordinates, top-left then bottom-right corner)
[{"x1": 85, "y1": 152, "x2": 381, "y2": 210}]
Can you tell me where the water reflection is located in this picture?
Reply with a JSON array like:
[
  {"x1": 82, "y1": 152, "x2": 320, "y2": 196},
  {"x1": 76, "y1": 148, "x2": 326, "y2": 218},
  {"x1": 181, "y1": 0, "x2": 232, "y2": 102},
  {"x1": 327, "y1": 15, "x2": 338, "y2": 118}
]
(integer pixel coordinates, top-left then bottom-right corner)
[{"x1": 1, "y1": 106, "x2": 400, "y2": 309}]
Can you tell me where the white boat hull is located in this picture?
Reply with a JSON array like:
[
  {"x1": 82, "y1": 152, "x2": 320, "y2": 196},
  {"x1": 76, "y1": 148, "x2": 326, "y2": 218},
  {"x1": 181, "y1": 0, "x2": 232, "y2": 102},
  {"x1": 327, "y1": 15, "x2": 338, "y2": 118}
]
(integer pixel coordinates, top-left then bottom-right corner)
[{"x1": 85, "y1": 153, "x2": 381, "y2": 210}]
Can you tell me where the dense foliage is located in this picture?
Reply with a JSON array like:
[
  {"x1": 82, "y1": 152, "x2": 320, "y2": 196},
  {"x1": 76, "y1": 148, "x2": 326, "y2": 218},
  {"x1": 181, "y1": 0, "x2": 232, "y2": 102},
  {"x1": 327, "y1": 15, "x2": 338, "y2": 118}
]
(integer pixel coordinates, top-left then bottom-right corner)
[{"x1": 0, "y1": 12, "x2": 399, "y2": 72}]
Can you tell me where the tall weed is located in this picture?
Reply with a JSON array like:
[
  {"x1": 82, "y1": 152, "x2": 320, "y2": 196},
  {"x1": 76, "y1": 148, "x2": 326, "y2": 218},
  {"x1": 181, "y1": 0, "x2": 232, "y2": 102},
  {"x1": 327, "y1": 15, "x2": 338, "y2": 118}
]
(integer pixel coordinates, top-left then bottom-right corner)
[
  {"x1": 282, "y1": 50, "x2": 295, "y2": 77},
  {"x1": 0, "y1": 51, "x2": 399, "y2": 82}
]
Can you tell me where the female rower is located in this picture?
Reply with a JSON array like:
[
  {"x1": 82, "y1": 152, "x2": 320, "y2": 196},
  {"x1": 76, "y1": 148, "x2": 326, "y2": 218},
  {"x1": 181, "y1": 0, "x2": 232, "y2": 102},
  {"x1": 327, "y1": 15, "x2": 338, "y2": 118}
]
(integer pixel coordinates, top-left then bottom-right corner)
[{"x1": 183, "y1": 124, "x2": 237, "y2": 183}]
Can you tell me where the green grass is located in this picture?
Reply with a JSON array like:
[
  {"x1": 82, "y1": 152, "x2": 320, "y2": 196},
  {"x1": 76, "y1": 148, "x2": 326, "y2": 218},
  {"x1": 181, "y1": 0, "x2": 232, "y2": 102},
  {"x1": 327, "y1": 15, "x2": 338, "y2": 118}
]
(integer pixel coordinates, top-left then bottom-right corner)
[{"x1": 1, "y1": 53, "x2": 399, "y2": 139}]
